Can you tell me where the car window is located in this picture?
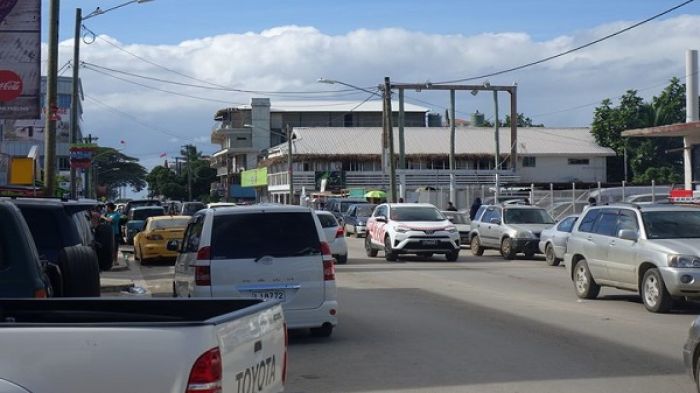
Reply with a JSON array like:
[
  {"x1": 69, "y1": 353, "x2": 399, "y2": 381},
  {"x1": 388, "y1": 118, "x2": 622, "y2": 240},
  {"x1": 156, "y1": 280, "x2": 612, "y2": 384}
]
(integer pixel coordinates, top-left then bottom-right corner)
[
  {"x1": 374, "y1": 205, "x2": 387, "y2": 217},
  {"x1": 642, "y1": 211, "x2": 700, "y2": 239},
  {"x1": 340, "y1": 201, "x2": 364, "y2": 213},
  {"x1": 317, "y1": 213, "x2": 338, "y2": 228},
  {"x1": 504, "y1": 208, "x2": 554, "y2": 224},
  {"x1": 346, "y1": 206, "x2": 355, "y2": 216},
  {"x1": 356, "y1": 205, "x2": 376, "y2": 216},
  {"x1": 556, "y1": 217, "x2": 577, "y2": 233},
  {"x1": 474, "y1": 206, "x2": 487, "y2": 221},
  {"x1": 592, "y1": 210, "x2": 619, "y2": 237},
  {"x1": 578, "y1": 209, "x2": 602, "y2": 233},
  {"x1": 132, "y1": 208, "x2": 164, "y2": 221},
  {"x1": 151, "y1": 218, "x2": 190, "y2": 230},
  {"x1": 210, "y1": 212, "x2": 320, "y2": 259},
  {"x1": 19, "y1": 208, "x2": 62, "y2": 250},
  {"x1": 183, "y1": 216, "x2": 204, "y2": 253},
  {"x1": 182, "y1": 203, "x2": 205, "y2": 216},
  {"x1": 482, "y1": 208, "x2": 501, "y2": 223},
  {"x1": 390, "y1": 206, "x2": 444, "y2": 221},
  {"x1": 616, "y1": 210, "x2": 639, "y2": 234}
]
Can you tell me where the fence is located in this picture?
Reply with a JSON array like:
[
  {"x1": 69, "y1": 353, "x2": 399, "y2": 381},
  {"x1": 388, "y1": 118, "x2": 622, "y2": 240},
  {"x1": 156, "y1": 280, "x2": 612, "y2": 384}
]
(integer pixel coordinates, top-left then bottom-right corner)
[{"x1": 416, "y1": 181, "x2": 673, "y2": 220}]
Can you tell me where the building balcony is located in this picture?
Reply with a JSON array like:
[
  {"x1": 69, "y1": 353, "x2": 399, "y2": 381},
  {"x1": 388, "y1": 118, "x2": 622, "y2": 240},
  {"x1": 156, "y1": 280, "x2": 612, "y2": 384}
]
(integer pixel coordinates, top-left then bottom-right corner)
[{"x1": 210, "y1": 124, "x2": 254, "y2": 145}]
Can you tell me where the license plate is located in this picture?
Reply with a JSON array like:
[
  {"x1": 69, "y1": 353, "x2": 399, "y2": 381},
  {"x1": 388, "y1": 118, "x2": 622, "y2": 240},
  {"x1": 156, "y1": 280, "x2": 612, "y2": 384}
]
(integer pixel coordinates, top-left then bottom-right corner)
[
  {"x1": 250, "y1": 290, "x2": 286, "y2": 302},
  {"x1": 422, "y1": 239, "x2": 438, "y2": 246}
]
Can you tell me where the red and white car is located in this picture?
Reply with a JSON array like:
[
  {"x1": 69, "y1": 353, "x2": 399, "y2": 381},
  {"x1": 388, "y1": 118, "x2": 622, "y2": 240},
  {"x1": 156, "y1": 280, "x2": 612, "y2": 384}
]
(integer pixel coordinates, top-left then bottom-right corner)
[{"x1": 365, "y1": 203, "x2": 461, "y2": 261}]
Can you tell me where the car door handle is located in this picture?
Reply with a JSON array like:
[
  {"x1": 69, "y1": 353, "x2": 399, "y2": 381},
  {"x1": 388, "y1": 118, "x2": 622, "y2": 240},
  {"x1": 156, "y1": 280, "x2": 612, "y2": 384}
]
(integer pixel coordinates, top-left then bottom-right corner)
[
  {"x1": 609, "y1": 240, "x2": 615, "y2": 246},
  {"x1": 586, "y1": 236, "x2": 593, "y2": 241}
]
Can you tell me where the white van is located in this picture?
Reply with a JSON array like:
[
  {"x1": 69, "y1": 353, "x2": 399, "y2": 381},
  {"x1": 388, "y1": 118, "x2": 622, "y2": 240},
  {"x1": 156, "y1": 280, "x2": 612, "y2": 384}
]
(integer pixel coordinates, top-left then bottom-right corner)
[{"x1": 172, "y1": 204, "x2": 338, "y2": 337}]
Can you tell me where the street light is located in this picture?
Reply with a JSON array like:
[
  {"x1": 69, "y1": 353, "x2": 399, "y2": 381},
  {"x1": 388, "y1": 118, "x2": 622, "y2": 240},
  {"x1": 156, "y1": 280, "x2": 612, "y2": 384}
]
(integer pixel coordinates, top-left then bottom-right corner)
[
  {"x1": 69, "y1": 0, "x2": 155, "y2": 199},
  {"x1": 317, "y1": 78, "x2": 380, "y2": 97}
]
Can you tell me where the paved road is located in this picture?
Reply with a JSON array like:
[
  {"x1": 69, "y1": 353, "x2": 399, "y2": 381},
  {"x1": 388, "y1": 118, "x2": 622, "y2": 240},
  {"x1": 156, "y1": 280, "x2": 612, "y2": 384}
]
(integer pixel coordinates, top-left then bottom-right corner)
[{"x1": 123, "y1": 237, "x2": 700, "y2": 393}]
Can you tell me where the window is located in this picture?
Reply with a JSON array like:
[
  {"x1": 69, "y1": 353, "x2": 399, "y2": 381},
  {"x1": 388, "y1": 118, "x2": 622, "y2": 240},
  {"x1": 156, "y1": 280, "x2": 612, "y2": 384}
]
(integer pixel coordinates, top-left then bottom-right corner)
[
  {"x1": 592, "y1": 210, "x2": 619, "y2": 237},
  {"x1": 523, "y1": 156, "x2": 536, "y2": 167},
  {"x1": 390, "y1": 206, "x2": 444, "y2": 221},
  {"x1": 344, "y1": 113, "x2": 354, "y2": 127},
  {"x1": 482, "y1": 208, "x2": 501, "y2": 223},
  {"x1": 374, "y1": 205, "x2": 387, "y2": 218},
  {"x1": 183, "y1": 215, "x2": 204, "y2": 253},
  {"x1": 568, "y1": 158, "x2": 590, "y2": 165},
  {"x1": 58, "y1": 156, "x2": 70, "y2": 171},
  {"x1": 317, "y1": 214, "x2": 338, "y2": 228},
  {"x1": 504, "y1": 208, "x2": 554, "y2": 224},
  {"x1": 643, "y1": 211, "x2": 700, "y2": 239},
  {"x1": 556, "y1": 216, "x2": 577, "y2": 233},
  {"x1": 210, "y1": 212, "x2": 320, "y2": 259},
  {"x1": 578, "y1": 209, "x2": 602, "y2": 233},
  {"x1": 474, "y1": 206, "x2": 487, "y2": 222},
  {"x1": 616, "y1": 210, "x2": 639, "y2": 234}
]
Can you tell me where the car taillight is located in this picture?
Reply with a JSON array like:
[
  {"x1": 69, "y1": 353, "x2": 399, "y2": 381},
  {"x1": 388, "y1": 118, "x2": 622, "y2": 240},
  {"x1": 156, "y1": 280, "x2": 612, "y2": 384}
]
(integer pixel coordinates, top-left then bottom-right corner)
[
  {"x1": 186, "y1": 347, "x2": 222, "y2": 393},
  {"x1": 146, "y1": 234, "x2": 164, "y2": 240},
  {"x1": 320, "y1": 242, "x2": 332, "y2": 256},
  {"x1": 195, "y1": 266, "x2": 211, "y2": 286},
  {"x1": 34, "y1": 288, "x2": 47, "y2": 298},
  {"x1": 335, "y1": 226, "x2": 344, "y2": 238},
  {"x1": 323, "y1": 259, "x2": 335, "y2": 281},
  {"x1": 197, "y1": 246, "x2": 211, "y2": 261}
]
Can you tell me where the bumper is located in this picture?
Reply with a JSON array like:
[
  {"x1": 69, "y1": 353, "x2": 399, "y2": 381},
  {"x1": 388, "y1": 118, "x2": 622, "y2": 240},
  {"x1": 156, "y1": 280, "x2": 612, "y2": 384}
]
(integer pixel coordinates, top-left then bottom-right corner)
[
  {"x1": 512, "y1": 238, "x2": 540, "y2": 254},
  {"x1": 393, "y1": 234, "x2": 460, "y2": 254},
  {"x1": 355, "y1": 225, "x2": 367, "y2": 234},
  {"x1": 284, "y1": 300, "x2": 338, "y2": 330},
  {"x1": 658, "y1": 267, "x2": 700, "y2": 297},
  {"x1": 141, "y1": 243, "x2": 177, "y2": 259}
]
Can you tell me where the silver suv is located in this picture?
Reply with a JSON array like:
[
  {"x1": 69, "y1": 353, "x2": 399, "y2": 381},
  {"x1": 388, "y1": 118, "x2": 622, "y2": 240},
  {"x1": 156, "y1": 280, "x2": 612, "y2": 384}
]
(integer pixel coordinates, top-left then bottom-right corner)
[
  {"x1": 565, "y1": 204, "x2": 700, "y2": 313},
  {"x1": 469, "y1": 204, "x2": 555, "y2": 259}
]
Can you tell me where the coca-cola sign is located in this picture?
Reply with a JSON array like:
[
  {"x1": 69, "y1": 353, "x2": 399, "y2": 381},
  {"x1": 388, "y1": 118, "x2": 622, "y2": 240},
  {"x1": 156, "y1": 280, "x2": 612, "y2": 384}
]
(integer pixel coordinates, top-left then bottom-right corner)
[{"x1": 0, "y1": 71, "x2": 23, "y2": 102}]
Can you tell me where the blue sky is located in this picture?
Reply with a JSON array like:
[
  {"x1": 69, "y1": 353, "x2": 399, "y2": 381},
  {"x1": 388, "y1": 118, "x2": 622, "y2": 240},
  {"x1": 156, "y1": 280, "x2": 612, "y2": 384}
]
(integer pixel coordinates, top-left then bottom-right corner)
[{"x1": 45, "y1": 0, "x2": 700, "y2": 44}]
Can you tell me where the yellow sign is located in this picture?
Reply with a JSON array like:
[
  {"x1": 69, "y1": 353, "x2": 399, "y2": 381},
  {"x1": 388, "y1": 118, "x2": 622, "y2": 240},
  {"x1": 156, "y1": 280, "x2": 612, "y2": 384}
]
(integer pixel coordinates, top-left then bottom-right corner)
[
  {"x1": 241, "y1": 167, "x2": 268, "y2": 187},
  {"x1": 9, "y1": 157, "x2": 33, "y2": 185}
]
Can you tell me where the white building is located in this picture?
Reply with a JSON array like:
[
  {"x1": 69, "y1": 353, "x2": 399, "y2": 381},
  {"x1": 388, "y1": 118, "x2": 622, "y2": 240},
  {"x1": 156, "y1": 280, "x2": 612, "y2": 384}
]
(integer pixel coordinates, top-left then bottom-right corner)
[{"x1": 262, "y1": 126, "x2": 615, "y2": 203}]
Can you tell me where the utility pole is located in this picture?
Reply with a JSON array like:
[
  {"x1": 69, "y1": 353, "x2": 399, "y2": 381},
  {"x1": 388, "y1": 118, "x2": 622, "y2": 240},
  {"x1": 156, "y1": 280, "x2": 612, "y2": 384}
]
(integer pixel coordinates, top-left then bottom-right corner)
[
  {"x1": 383, "y1": 77, "x2": 397, "y2": 203},
  {"x1": 287, "y1": 124, "x2": 294, "y2": 204},
  {"x1": 44, "y1": 0, "x2": 60, "y2": 197},
  {"x1": 183, "y1": 145, "x2": 193, "y2": 201},
  {"x1": 398, "y1": 88, "x2": 406, "y2": 169},
  {"x1": 494, "y1": 90, "x2": 501, "y2": 201},
  {"x1": 69, "y1": 8, "x2": 82, "y2": 199},
  {"x1": 83, "y1": 134, "x2": 97, "y2": 198},
  {"x1": 449, "y1": 89, "x2": 456, "y2": 206}
]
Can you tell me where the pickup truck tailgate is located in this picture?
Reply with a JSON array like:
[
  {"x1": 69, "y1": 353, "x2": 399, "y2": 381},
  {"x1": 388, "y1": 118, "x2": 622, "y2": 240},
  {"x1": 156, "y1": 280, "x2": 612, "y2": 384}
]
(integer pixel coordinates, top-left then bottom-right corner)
[{"x1": 0, "y1": 299, "x2": 286, "y2": 393}]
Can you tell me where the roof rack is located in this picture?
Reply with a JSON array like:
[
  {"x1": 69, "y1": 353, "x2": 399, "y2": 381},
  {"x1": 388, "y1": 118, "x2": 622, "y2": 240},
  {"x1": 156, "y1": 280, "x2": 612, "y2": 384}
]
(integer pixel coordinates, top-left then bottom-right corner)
[{"x1": 603, "y1": 202, "x2": 642, "y2": 209}]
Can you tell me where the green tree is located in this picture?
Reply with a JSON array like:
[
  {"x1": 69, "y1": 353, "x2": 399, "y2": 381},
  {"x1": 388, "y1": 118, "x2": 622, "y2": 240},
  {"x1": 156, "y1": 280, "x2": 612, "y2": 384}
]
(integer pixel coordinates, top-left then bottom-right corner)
[
  {"x1": 92, "y1": 147, "x2": 147, "y2": 199},
  {"x1": 591, "y1": 78, "x2": 685, "y2": 184},
  {"x1": 146, "y1": 145, "x2": 217, "y2": 201},
  {"x1": 481, "y1": 112, "x2": 544, "y2": 128}
]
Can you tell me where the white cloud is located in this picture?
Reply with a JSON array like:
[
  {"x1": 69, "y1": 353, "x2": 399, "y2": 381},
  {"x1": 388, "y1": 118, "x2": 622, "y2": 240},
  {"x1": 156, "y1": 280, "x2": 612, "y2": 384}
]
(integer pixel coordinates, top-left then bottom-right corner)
[{"x1": 43, "y1": 15, "x2": 700, "y2": 167}]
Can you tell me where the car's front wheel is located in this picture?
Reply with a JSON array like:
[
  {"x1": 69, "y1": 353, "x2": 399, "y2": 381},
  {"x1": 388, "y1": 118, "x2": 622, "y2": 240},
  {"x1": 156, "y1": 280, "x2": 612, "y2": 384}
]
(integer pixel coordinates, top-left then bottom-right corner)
[
  {"x1": 384, "y1": 237, "x2": 398, "y2": 262},
  {"x1": 500, "y1": 238, "x2": 516, "y2": 260},
  {"x1": 470, "y1": 236, "x2": 484, "y2": 256},
  {"x1": 573, "y1": 259, "x2": 600, "y2": 299},
  {"x1": 641, "y1": 268, "x2": 673, "y2": 313}
]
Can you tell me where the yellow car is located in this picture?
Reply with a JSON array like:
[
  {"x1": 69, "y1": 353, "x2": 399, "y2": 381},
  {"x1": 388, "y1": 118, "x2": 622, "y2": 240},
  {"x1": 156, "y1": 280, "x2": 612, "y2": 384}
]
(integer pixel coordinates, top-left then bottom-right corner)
[{"x1": 134, "y1": 216, "x2": 190, "y2": 263}]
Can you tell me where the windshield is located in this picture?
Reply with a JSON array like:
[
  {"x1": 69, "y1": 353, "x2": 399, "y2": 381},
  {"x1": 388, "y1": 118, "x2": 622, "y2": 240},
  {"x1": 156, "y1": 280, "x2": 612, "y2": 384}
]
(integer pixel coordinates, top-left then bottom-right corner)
[
  {"x1": 150, "y1": 218, "x2": 189, "y2": 230},
  {"x1": 504, "y1": 208, "x2": 554, "y2": 224},
  {"x1": 643, "y1": 211, "x2": 700, "y2": 239},
  {"x1": 182, "y1": 203, "x2": 205, "y2": 215},
  {"x1": 443, "y1": 212, "x2": 469, "y2": 224},
  {"x1": 132, "y1": 208, "x2": 164, "y2": 221},
  {"x1": 390, "y1": 207, "x2": 444, "y2": 222},
  {"x1": 356, "y1": 205, "x2": 376, "y2": 217},
  {"x1": 340, "y1": 201, "x2": 366, "y2": 213}
]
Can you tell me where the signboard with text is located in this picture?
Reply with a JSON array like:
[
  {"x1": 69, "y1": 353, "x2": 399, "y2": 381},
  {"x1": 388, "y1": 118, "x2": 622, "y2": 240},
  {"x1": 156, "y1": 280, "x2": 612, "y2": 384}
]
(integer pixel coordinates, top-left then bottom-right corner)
[
  {"x1": 69, "y1": 143, "x2": 97, "y2": 169},
  {"x1": 241, "y1": 167, "x2": 268, "y2": 187},
  {"x1": 0, "y1": 0, "x2": 41, "y2": 119}
]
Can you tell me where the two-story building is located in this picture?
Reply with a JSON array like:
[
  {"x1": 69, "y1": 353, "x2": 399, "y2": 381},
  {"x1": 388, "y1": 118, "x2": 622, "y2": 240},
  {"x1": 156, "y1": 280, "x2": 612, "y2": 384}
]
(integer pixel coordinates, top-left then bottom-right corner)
[{"x1": 209, "y1": 98, "x2": 429, "y2": 199}]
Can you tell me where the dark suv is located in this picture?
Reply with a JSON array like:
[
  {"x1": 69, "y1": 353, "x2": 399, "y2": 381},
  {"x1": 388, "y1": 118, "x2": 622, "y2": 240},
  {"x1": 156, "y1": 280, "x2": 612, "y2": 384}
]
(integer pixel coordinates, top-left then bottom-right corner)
[{"x1": 6, "y1": 198, "x2": 104, "y2": 297}]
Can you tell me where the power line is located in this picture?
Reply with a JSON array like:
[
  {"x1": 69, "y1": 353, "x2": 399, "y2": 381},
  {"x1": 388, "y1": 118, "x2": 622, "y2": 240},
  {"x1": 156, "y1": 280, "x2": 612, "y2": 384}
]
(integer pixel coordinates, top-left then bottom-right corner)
[{"x1": 433, "y1": 0, "x2": 696, "y2": 84}]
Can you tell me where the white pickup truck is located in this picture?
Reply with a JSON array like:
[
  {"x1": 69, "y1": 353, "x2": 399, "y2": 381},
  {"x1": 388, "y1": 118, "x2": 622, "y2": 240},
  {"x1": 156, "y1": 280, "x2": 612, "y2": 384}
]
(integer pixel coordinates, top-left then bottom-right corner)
[{"x1": 0, "y1": 298, "x2": 286, "y2": 393}]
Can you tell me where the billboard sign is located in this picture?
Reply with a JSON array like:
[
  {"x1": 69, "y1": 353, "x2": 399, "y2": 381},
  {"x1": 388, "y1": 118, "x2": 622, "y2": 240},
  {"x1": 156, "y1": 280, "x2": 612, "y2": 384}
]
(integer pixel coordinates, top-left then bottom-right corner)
[
  {"x1": 241, "y1": 167, "x2": 268, "y2": 187},
  {"x1": 69, "y1": 143, "x2": 97, "y2": 169},
  {"x1": 0, "y1": 0, "x2": 41, "y2": 119}
]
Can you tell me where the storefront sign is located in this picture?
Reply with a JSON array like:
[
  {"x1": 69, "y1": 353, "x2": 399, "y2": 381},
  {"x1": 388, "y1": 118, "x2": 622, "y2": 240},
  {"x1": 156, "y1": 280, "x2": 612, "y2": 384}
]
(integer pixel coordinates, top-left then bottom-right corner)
[{"x1": 241, "y1": 167, "x2": 268, "y2": 187}]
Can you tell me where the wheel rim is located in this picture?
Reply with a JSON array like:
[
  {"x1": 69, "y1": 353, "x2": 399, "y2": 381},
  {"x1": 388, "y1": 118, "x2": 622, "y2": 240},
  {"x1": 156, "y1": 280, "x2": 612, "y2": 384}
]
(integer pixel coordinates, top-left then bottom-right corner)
[
  {"x1": 644, "y1": 274, "x2": 660, "y2": 307},
  {"x1": 471, "y1": 237, "x2": 479, "y2": 248},
  {"x1": 546, "y1": 245, "x2": 554, "y2": 262},
  {"x1": 575, "y1": 264, "x2": 589, "y2": 294},
  {"x1": 502, "y1": 240, "x2": 511, "y2": 255}
]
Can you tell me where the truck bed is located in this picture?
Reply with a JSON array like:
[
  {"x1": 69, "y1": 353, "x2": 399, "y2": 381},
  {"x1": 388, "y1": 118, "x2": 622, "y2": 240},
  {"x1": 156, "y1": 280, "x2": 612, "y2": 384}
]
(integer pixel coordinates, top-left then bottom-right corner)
[{"x1": 0, "y1": 298, "x2": 266, "y2": 324}]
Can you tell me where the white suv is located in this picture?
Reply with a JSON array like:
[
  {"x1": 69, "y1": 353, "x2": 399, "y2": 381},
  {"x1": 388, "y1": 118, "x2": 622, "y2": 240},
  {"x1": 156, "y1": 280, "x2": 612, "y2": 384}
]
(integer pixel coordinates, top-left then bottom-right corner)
[
  {"x1": 172, "y1": 204, "x2": 338, "y2": 337},
  {"x1": 365, "y1": 203, "x2": 461, "y2": 261}
]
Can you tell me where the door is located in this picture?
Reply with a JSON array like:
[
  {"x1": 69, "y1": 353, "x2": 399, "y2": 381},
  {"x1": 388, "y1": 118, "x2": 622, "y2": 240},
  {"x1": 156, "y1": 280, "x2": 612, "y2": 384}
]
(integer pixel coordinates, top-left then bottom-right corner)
[
  {"x1": 208, "y1": 211, "x2": 327, "y2": 310},
  {"x1": 586, "y1": 208, "x2": 619, "y2": 281},
  {"x1": 174, "y1": 214, "x2": 204, "y2": 296},
  {"x1": 607, "y1": 209, "x2": 640, "y2": 286},
  {"x1": 552, "y1": 216, "x2": 576, "y2": 258},
  {"x1": 368, "y1": 205, "x2": 388, "y2": 246},
  {"x1": 480, "y1": 207, "x2": 502, "y2": 247}
]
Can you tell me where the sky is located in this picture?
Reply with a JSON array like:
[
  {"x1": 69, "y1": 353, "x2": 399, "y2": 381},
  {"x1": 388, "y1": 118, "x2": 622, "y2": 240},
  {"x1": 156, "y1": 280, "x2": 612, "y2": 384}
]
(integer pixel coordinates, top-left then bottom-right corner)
[{"x1": 37, "y1": 0, "x2": 700, "y2": 197}]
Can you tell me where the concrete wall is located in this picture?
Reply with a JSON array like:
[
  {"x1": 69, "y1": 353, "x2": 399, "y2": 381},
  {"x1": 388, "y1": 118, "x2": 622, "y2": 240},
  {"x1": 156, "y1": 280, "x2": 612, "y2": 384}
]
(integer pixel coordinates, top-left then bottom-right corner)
[
  {"x1": 516, "y1": 155, "x2": 607, "y2": 183},
  {"x1": 251, "y1": 98, "x2": 271, "y2": 151}
]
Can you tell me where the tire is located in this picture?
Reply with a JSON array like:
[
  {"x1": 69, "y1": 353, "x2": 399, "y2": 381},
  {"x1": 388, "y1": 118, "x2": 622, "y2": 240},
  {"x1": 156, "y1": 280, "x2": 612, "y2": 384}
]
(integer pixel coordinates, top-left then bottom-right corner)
[
  {"x1": 695, "y1": 354, "x2": 700, "y2": 393},
  {"x1": 445, "y1": 250, "x2": 459, "y2": 262},
  {"x1": 94, "y1": 223, "x2": 115, "y2": 272},
  {"x1": 345, "y1": 224, "x2": 352, "y2": 237},
  {"x1": 545, "y1": 243, "x2": 560, "y2": 266},
  {"x1": 365, "y1": 235, "x2": 378, "y2": 257},
  {"x1": 384, "y1": 236, "x2": 397, "y2": 262},
  {"x1": 500, "y1": 238, "x2": 516, "y2": 260},
  {"x1": 641, "y1": 268, "x2": 673, "y2": 313},
  {"x1": 310, "y1": 324, "x2": 333, "y2": 338},
  {"x1": 58, "y1": 245, "x2": 101, "y2": 297},
  {"x1": 470, "y1": 236, "x2": 484, "y2": 256},
  {"x1": 573, "y1": 259, "x2": 600, "y2": 299},
  {"x1": 418, "y1": 252, "x2": 433, "y2": 259},
  {"x1": 336, "y1": 254, "x2": 348, "y2": 264}
]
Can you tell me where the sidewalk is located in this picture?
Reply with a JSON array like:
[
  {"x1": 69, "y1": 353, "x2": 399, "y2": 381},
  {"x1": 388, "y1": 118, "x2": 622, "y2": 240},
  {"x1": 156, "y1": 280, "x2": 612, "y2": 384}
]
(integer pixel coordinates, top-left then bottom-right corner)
[{"x1": 100, "y1": 247, "x2": 150, "y2": 296}]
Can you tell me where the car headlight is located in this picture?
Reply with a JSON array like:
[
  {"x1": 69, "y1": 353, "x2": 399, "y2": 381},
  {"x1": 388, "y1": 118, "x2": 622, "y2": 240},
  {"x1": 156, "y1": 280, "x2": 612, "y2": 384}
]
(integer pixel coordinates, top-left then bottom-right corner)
[
  {"x1": 668, "y1": 254, "x2": 700, "y2": 268},
  {"x1": 515, "y1": 231, "x2": 535, "y2": 239},
  {"x1": 445, "y1": 225, "x2": 458, "y2": 233},
  {"x1": 396, "y1": 226, "x2": 411, "y2": 233}
]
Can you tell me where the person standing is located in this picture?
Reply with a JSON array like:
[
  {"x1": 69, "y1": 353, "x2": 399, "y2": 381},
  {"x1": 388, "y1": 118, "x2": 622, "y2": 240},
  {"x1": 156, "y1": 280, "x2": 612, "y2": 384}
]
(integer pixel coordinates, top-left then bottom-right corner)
[
  {"x1": 103, "y1": 202, "x2": 122, "y2": 261},
  {"x1": 446, "y1": 201, "x2": 458, "y2": 211},
  {"x1": 469, "y1": 197, "x2": 482, "y2": 220},
  {"x1": 587, "y1": 197, "x2": 597, "y2": 207}
]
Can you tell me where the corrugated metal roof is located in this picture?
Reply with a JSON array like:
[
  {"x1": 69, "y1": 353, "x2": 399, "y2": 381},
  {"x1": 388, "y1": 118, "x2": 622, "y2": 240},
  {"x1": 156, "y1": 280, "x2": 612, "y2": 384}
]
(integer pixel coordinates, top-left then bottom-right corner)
[
  {"x1": 232, "y1": 100, "x2": 429, "y2": 113},
  {"x1": 285, "y1": 127, "x2": 614, "y2": 156}
]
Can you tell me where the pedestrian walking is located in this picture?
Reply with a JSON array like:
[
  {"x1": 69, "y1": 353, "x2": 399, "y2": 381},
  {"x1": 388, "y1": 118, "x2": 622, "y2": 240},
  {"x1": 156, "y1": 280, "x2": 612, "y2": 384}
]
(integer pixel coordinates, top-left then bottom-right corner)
[
  {"x1": 447, "y1": 201, "x2": 458, "y2": 211},
  {"x1": 103, "y1": 202, "x2": 122, "y2": 261},
  {"x1": 469, "y1": 197, "x2": 482, "y2": 220}
]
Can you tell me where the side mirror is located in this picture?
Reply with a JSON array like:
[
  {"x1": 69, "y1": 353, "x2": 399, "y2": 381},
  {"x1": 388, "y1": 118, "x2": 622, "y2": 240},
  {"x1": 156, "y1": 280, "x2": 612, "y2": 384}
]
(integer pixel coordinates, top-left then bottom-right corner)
[
  {"x1": 167, "y1": 239, "x2": 180, "y2": 252},
  {"x1": 376, "y1": 216, "x2": 387, "y2": 223},
  {"x1": 618, "y1": 229, "x2": 639, "y2": 241},
  {"x1": 490, "y1": 218, "x2": 501, "y2": 225}
]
